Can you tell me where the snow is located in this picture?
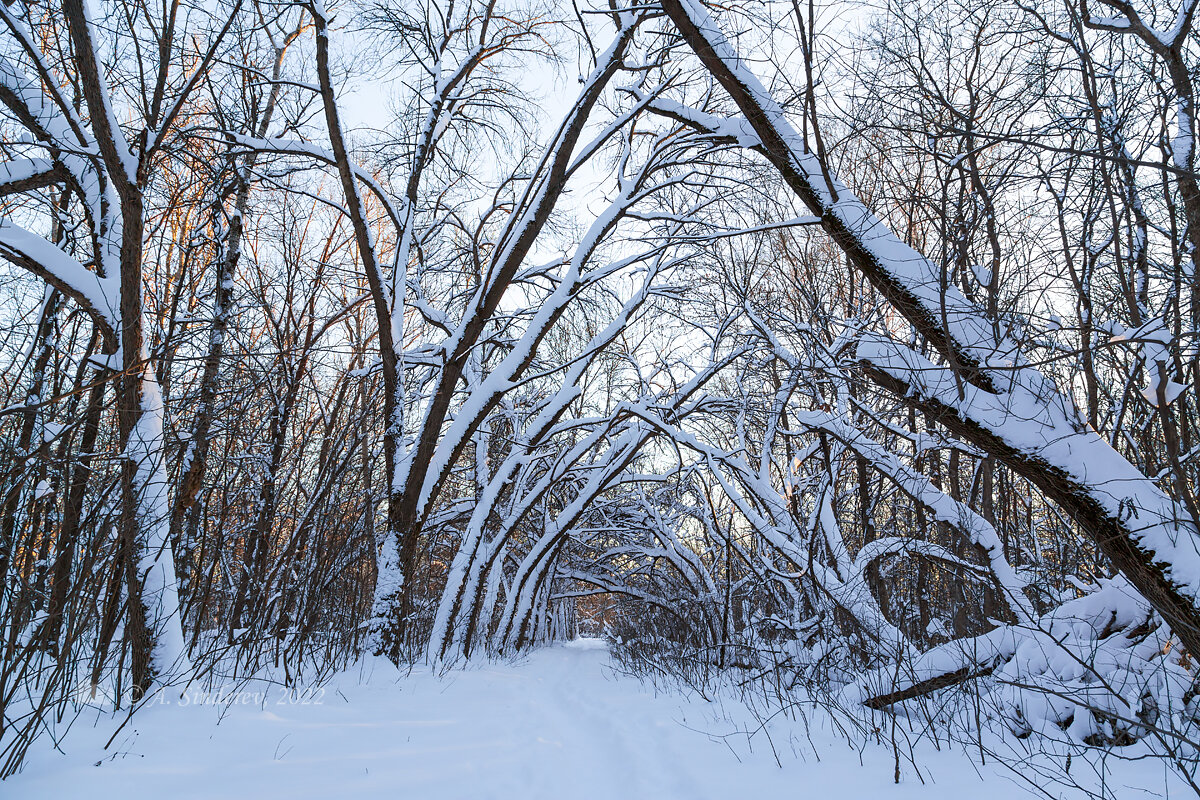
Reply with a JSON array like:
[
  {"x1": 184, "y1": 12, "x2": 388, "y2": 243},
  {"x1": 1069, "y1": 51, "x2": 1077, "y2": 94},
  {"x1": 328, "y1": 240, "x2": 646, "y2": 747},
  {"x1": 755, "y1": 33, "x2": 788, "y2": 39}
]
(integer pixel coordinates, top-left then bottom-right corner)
[
  {"x1": 1174, "y1": 102, "x2": 1193, "y2": 170},
  {"x1": 126, "y1": 365, "x2": 191, "y2": 678},
  {"x1": 8, "y1": 640, "x2": 1177, "y2": 799},
  {"x1": 0, "y1": 157, "x2": 56, "y2": 185},
  {"x1": 0, "y1": 221, "x2": 120, "y2": 333},
  {"x1": 1142, "y1": 378, "x2": 1187, "y2": 407}
]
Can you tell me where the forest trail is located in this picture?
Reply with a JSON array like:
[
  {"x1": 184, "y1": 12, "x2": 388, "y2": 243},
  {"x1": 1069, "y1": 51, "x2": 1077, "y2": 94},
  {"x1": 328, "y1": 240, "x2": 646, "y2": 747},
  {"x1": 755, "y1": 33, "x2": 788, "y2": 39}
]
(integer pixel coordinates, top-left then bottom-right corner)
[{"x1": 4, "y1": 641, "x2": 1163, "y2": 799}]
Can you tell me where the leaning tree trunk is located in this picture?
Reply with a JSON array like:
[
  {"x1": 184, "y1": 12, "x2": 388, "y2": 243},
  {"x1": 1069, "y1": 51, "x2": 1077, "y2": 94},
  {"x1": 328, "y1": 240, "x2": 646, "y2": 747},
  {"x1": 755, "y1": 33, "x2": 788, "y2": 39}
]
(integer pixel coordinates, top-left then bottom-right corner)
[{"x1": 660, "y1": 0, "x2": 1200, "y2": 658}]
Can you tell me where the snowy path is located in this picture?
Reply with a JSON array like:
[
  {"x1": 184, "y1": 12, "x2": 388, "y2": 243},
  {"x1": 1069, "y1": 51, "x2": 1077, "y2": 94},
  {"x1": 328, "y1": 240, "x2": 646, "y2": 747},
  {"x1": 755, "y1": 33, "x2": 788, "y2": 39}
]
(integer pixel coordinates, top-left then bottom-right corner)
[{"x1": 5, "y1": 640, "x2": 1172, "y2": 799}]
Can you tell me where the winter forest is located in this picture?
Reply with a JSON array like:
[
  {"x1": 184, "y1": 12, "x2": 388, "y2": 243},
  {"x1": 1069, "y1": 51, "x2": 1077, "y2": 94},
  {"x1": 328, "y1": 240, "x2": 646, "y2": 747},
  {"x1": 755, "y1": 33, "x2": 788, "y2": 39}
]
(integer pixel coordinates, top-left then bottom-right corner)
[{"x1": 0, "y1": 0, "x2": 1198, "y2": 795}]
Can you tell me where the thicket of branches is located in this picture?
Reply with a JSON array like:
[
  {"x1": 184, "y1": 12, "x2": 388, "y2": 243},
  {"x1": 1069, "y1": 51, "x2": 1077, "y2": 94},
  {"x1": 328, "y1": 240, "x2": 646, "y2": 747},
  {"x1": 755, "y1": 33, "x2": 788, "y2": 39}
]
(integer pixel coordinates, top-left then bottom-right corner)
[{"x1": 1, "y1": 0, "x2": 1198, "y2": 789}]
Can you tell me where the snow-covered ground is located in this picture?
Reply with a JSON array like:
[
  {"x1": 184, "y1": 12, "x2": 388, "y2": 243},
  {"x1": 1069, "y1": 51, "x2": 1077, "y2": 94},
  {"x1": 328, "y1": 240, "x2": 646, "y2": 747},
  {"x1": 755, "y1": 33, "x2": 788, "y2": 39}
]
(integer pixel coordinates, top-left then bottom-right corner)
[{"x1": 5, "y1": 639, "x2": 1183, "y2": 799}]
